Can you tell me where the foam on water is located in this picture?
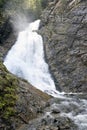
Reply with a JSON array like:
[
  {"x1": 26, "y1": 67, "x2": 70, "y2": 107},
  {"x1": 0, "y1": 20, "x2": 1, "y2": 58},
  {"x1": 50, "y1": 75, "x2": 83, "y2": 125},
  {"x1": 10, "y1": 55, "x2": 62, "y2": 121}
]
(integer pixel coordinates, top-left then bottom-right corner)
[
  {"x1": 3, "y1": 19, "x2": 87, "y2": 130},
  {"x1": 4, "y1": 20, "x2": 61, "y2": 97}
]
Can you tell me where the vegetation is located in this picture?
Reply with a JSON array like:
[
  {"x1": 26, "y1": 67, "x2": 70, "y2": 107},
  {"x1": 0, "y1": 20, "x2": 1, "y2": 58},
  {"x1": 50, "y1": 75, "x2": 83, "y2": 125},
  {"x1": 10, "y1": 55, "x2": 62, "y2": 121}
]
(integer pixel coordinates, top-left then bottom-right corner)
[
  {"x1": 0, "y1": 0, "x2": 48, "y2": 19},
  {"x1": 25, "y1": 0, "x2": 48, "y2": 18},
  {"x1": 0, "y1": 62, "x2": 18, "y2": 120},
  {"x1": 24, "y1": 0, "x2": 48, "y2": 11}
]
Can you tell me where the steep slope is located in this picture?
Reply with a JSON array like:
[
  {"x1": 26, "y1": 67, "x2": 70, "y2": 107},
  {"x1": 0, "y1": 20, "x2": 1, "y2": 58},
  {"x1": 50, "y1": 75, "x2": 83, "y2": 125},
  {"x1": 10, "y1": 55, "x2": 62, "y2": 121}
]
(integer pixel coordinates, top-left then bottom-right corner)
[
  {"x1": 41, "y1": 0, "x2": 87, "y2": 93},
  {"x1": 0, "y1": 62, "x2": 51, "y2": 129}
]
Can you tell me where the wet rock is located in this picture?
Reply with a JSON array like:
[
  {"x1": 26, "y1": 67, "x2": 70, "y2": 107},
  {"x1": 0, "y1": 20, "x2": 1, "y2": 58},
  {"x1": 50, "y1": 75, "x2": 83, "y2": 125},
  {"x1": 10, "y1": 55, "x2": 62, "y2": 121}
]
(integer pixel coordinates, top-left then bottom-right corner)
[
  {"x1": 20, "y1": 113, "x2": 78, "y2": 130},
  {"x1": 51, "y1": 108, "x2": 60, "y2": 114}
]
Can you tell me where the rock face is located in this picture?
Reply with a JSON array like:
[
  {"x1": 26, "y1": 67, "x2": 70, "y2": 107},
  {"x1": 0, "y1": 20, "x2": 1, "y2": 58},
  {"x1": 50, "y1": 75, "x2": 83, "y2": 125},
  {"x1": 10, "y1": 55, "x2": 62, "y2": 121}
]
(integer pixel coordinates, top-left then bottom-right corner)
[
  {"x1": 15, "y1": 79, "x2": 51, "y2": 128},
  {"x1": 40, "y1": 0, "x2": 87, "y2": 93},
  {"x1": 0, "y1": 14, "x2": 15, "y2": 62},
  {"x1": 0, "y1": 18, "x2": 12, "y2": 44},
  {"x1": 0, "y1": 62, "x2": 51, "y2": 129}
]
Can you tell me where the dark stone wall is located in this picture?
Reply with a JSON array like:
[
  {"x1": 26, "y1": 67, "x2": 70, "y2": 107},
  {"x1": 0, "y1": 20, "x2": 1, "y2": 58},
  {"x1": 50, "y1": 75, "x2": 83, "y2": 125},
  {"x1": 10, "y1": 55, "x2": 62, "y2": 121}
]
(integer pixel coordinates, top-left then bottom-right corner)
[
  {"x1": 0, "y1": 18, "x2": 12, "y2": 44},
  {"x1": 41, "y1": 0, "x2": 87, "y2": 93}
]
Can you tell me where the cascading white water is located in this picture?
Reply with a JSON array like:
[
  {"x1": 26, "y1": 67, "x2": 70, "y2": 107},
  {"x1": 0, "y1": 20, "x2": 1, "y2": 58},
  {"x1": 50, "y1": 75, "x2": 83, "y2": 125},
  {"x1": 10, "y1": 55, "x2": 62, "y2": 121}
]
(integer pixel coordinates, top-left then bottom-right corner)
[
  {"x1": 4, "y1": 20, "x2": 60, "y2": 97},
  {"x1": 3, "y1": 19, "x2": 87, "y2": 129}
]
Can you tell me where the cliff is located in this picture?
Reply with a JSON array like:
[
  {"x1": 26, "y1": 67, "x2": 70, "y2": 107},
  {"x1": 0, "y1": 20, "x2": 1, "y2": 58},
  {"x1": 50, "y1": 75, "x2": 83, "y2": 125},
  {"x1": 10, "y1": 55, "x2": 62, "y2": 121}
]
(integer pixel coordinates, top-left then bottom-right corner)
[{"x1": 41, "y1": 0, "x2": 87, "y2": 93}]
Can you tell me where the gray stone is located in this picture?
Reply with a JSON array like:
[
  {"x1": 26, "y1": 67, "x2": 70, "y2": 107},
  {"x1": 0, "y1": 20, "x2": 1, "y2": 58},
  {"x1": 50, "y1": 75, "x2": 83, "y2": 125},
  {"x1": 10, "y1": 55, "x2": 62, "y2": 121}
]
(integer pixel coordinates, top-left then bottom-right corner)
[{"x1": 40, "y1": 0, "x2": 87, "y2": 93}]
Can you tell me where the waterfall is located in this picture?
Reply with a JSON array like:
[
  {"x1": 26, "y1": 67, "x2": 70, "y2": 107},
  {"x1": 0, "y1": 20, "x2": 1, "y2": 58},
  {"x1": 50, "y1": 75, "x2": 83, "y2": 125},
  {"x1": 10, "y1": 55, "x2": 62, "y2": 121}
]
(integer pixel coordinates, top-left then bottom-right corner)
[
  {"x1": 4, "y1": 20, "x2": 60, "y2": 97},
  {"x1": 3, "y1": 19, "x2": 87, "y2": 129}
]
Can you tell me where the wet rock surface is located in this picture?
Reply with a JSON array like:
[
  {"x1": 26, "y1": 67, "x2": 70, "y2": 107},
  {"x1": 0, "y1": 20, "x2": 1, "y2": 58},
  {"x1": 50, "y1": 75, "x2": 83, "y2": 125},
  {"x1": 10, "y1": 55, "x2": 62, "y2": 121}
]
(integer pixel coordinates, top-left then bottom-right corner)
[
  {"x1": 18, "y1": 93, "x2": 87, "y2": 130},
  {"x1": 40, "y1": 0, "x2": 87, "y2": 93}
]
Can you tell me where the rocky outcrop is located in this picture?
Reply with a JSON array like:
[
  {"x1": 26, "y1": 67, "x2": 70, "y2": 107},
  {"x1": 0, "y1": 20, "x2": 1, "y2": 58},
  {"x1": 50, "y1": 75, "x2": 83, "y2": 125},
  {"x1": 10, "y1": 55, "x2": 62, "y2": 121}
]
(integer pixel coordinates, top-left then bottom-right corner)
[
  {"x1": 17, "y1": 92, "x2": 87, "y2": 130},
  {"x1": 15, "y1": 79, "x2": 51, "y2": 129},
  {"x1": 0, "y1": 62, "x2": 51, "y2": 129},
  {"x1": 19, "y1": 113, "x2": 78, "y2": 130},
  {"x1": 40, "y1": 0, "x2": 87, "y2": 93}
]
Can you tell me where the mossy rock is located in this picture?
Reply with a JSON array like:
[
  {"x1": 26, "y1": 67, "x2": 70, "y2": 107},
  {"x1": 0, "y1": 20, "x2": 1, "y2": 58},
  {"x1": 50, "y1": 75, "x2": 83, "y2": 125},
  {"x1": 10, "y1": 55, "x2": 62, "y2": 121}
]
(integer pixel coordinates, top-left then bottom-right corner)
[{"x1": 0, "y1": 62, "x2": 18, "y2": 120}]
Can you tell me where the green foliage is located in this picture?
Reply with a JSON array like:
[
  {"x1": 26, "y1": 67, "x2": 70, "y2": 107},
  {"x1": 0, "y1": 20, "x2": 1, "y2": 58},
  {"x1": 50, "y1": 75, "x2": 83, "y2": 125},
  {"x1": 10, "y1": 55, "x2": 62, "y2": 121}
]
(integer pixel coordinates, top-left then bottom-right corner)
[
  {"x1": 0, "y1": 62, "x2": 18, "y2": 119},
  {"x1": 27, "y1": 0, "x2": 48, "y2": 14},
  {"x1": 25, "y1": 0, "x2": 43, "y2": 18},
  {"x1": 4, "y1": 0, "x2": 48, "y2": 19}
]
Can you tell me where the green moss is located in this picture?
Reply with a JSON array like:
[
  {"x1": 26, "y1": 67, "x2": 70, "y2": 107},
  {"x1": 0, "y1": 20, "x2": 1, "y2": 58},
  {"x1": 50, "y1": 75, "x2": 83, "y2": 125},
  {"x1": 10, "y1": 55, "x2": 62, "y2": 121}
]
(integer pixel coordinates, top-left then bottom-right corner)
[
  {"x1": 0, "y1": 62, "x2": 18, "y2": 120},
  {"x1": 3, "y1": 107, "x2": 16, "y2": 119}
]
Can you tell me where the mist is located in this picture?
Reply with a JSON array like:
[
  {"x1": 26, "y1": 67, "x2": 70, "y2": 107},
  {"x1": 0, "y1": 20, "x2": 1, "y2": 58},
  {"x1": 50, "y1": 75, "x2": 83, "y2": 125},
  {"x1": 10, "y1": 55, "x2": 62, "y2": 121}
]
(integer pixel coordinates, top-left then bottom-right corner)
[{"x1": 4, "y1": 0, "x2": 40, "y2": 33}]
